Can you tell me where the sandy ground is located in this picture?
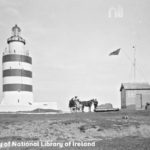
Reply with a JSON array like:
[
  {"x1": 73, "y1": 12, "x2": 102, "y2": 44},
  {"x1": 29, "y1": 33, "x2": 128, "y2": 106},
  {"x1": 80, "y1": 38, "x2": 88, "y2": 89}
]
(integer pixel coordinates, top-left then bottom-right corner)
[{"x1": 0, "y1": 110, "x2": 150, "y2": 150}]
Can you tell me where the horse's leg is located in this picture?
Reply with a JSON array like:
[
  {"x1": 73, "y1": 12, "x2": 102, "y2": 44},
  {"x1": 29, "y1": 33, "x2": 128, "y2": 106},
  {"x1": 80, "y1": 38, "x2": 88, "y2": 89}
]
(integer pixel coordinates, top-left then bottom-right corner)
[
  {"x1": 80, "y1": 105, "x2": 82, "y2": 112},
  {"x1": 77, "y1": 107, "x2": 79, "y2": 112},
  {"x1": 71, "y1": 107, "x2": 74, "y2": 113},
  {"x1": 89, "y1": 106, "x2": 91, "y2": 112},
  {"x1": 73, "y1": 107, "x2": 75, "y2": 112},
  {"x1": 75, "y1": 107, "x2": 77, "y2": 112},
  {"x1": 89, "y1": 102, "x2": 92, "y2": 112},
  {"x1": 82, "y1": 105, "x2": 84, "y2": 112},
  {"x1": 71, "y1": 107, "x2": 73, "y2": 113},
  {"x1": 76, "y1": 107, "x2": 78, "y2": 112}
]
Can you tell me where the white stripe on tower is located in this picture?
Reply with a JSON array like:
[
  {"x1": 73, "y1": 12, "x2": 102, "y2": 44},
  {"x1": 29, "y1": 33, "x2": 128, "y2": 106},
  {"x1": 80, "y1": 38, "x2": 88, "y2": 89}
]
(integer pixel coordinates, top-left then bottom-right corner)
[
  {"x1": 2, "y1": 25, "x2": 33, "y2": 106},
  {"x1": 3, "y1": 77, "x2": 32, "y2": 85},
  {"x1": 3, "y1": 62, "x2": 32, "y2": 71}
]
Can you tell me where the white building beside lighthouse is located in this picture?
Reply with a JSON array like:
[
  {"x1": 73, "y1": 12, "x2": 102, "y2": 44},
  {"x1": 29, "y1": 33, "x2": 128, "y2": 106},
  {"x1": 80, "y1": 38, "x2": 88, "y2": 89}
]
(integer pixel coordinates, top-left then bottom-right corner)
[{"x1": 0, "y1": 25, "x2": 58, "y2": 112}]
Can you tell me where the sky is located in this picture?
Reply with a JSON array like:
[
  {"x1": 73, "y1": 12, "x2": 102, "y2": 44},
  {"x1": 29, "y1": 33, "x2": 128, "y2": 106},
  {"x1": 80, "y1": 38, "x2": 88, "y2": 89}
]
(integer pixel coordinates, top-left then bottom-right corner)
[{"x1": 0, "y1": 0, "x2": 150, "y2": 111}]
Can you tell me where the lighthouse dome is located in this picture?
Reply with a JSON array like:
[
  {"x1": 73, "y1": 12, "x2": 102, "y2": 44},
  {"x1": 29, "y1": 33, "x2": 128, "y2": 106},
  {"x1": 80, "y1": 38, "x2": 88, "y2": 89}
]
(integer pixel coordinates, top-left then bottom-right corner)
[
  {"x1": 12, "y1": 24, "x2": 21, "y2": 36},
  {"x1": 7, "y1": 24, "x2": 26, "y2": 44}
]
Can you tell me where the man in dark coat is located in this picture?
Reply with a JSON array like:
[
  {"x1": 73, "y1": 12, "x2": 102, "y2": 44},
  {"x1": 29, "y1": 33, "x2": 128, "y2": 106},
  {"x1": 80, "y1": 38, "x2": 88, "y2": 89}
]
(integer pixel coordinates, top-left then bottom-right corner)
[{"x1": 69, "y1": 96, "x2": 78, "y2": 112}]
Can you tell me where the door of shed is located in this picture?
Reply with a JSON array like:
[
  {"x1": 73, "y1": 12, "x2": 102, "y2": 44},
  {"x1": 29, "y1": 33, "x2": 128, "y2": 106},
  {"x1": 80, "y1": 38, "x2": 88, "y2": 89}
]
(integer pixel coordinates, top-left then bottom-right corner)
[{"x1": 136, "y1": 94, "x2": 143, "y2": 110}]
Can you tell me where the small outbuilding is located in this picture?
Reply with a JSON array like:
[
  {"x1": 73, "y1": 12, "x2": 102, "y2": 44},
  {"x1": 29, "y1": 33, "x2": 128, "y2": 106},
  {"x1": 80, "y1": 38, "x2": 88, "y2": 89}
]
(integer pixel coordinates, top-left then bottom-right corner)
[{"x1": 120, "y1": 83, "x2": 150, "y2": 110}]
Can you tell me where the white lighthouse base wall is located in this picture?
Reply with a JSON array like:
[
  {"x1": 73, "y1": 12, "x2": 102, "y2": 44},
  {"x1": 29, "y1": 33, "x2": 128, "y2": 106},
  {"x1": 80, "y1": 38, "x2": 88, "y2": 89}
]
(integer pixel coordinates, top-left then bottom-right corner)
[
  {"x1": 0, "y1": 102, "x2": 58, "y2": 112},
  {"x1": 2, "y1": 92, "x2": 33, "y2": 105}
]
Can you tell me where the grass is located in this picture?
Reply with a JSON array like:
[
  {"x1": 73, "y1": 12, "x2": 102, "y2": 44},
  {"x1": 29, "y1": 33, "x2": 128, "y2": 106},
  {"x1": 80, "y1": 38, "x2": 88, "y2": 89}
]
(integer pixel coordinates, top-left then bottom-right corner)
[{"x1": 0, "y1": 110, "x2": 150, "y2": 149}]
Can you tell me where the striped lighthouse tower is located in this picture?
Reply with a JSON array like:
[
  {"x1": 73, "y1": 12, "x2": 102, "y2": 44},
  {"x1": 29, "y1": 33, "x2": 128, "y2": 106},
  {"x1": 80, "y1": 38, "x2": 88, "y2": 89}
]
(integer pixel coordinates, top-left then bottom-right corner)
[{"x1": 2, "y1": 25, "x2": 33, "y2": 106}]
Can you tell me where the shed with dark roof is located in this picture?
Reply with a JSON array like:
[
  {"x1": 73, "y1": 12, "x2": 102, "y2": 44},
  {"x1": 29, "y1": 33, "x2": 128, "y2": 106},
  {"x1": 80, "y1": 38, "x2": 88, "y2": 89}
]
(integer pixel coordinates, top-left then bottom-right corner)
[{"x1": 120, "y1": 83, "x2": 150, "y2": 110}]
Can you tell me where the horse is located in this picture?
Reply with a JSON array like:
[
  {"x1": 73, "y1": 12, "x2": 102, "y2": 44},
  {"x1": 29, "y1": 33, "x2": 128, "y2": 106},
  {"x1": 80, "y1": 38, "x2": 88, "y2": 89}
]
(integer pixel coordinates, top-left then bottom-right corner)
[{"x1": 77, "y1": 99, "x2": 98, "y2": 112}]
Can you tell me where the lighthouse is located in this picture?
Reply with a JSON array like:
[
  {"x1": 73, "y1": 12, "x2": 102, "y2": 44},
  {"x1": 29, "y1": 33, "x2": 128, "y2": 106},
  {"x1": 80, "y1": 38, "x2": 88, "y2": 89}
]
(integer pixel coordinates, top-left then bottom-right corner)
[
  {"x1": 1, "y1": 25, "x2": 33, "y2": 106},
  {"x1": 0, "y1": 25, "x2": 58, "y2": 112}
]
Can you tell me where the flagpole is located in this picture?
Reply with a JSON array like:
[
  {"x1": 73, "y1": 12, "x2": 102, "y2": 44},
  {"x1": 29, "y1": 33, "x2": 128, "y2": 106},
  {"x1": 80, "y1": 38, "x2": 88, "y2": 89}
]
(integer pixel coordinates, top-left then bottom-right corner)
[{"x1": 133, "y1": 46, "x2": 136, "y2": 82}]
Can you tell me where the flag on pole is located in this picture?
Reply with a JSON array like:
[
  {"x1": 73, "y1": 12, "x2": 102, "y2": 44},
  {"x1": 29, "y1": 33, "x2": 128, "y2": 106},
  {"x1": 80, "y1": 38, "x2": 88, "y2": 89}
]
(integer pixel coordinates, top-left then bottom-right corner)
[{"x1": 109, "y1": 48, "x2": 121, "y2": 56}]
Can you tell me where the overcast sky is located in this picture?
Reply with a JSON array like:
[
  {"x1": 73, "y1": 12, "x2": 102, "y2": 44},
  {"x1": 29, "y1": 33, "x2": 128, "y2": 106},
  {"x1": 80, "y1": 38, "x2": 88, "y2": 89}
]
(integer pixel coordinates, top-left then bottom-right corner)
[{"x1": 0, "y1": 0, "x2": 150, "y2": 110}]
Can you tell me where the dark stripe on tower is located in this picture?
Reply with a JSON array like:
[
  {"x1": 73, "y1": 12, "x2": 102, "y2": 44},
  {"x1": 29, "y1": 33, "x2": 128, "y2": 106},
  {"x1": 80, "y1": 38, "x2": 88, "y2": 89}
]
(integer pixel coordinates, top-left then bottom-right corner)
[
  {"x1": 3, "y1": 54, "x2": 32, "y2": 64},
  {"x1": 3, "y1": 69, "x2": 32, "y2": 77},
  {"x1": 3, "y1": 84, "x2": 32, "y2": 92}
]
